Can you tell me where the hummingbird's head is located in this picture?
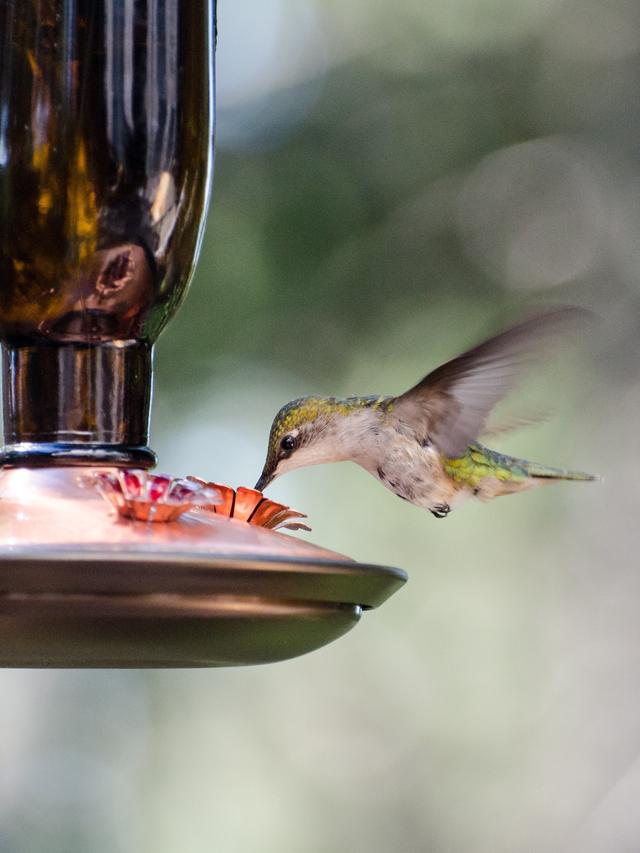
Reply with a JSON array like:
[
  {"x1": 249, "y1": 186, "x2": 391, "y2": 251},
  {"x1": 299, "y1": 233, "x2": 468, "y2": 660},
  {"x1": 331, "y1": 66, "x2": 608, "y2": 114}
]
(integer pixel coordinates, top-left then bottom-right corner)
[{"x1": 255, "y1": 396, "x2": 367, "y2": 491}]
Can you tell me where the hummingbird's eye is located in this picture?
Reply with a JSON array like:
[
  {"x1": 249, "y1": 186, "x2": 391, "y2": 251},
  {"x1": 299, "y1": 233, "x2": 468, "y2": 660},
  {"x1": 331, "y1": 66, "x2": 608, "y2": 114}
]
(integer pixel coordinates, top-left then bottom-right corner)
[{"x1": 280, "y1": 434, "x2": 297, "y2": 454}]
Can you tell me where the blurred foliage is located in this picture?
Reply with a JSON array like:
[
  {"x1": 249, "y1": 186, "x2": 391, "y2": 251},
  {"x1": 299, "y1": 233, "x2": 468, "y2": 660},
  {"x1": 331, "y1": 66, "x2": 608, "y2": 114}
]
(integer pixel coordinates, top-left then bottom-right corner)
[{"x1": 160, "y1": 58, "x2": 520, "y2": 388}]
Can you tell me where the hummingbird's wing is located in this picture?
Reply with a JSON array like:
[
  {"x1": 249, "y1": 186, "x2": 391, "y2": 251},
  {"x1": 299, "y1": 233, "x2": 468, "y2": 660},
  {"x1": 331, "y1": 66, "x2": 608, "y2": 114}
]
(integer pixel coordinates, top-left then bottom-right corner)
[
  {"x1": 390, "y1": 308, "x2": 588, "y2": 458},
  {"x1": 481, "y1": 411, "x2": 550, "y2": 439}
]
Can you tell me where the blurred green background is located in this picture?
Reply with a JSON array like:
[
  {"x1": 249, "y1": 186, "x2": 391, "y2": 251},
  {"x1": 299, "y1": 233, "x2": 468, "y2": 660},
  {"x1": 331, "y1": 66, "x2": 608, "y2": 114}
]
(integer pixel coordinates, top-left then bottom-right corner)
[{"x1": 2, "y1": 0, "x2": 640, "y2": 850}]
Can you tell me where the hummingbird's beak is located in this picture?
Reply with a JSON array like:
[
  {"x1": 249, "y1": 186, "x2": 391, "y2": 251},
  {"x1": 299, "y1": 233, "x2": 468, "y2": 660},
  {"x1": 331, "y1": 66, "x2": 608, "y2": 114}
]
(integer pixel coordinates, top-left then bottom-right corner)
[{"x1": 254, "y1": 470, "x2": 274, "y2": 492}]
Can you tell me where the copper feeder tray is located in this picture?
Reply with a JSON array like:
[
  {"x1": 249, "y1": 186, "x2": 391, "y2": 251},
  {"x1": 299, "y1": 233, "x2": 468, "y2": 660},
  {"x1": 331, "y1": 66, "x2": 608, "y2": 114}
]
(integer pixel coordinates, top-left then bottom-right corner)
[{"x1": 0, "y1": 468, "x2": 406, "y2": 667}]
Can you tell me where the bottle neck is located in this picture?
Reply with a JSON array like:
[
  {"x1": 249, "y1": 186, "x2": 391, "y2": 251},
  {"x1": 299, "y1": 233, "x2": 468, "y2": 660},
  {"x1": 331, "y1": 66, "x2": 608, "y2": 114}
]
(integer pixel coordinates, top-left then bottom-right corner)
[{"x1": 0, "y1": 342, "x2": 156, "y2": 468}]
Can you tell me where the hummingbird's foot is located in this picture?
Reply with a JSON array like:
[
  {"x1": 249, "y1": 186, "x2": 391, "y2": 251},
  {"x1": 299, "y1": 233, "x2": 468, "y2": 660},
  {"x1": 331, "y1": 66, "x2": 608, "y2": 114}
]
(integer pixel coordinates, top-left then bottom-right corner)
[{"x1": 430, "y1": 503, "x2": 451, "y2": 519}]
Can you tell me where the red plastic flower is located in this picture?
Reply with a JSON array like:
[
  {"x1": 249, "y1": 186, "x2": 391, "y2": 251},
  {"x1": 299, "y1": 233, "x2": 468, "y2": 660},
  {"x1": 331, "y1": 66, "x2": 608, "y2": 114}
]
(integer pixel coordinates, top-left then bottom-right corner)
[
  {"x1": 93, "y1": 469, "x2": 221, "y2": 523},
  {"x1": 186, "y1": 478, "x2": 311, "y2": 531}
]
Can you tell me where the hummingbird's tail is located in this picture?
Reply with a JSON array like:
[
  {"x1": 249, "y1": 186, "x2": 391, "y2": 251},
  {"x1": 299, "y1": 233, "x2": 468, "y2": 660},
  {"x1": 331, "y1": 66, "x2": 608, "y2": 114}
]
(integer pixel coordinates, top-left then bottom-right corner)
[
  {"x1": 443, "y1": 444, "x2": 599, "y2": 500},
  {"x1": 520, "y1": 460, "x2": 599, "y2": 482},
  {"x1": 482, "y1": 446, "x2": 600, "y2": 495}
]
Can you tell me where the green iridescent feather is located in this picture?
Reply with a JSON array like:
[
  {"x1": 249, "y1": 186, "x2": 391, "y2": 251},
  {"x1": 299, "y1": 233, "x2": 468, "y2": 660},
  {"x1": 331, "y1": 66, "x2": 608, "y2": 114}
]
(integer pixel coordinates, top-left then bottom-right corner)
[{"x1": 443, "y1": 443, "x2": 596, "y2": 487}]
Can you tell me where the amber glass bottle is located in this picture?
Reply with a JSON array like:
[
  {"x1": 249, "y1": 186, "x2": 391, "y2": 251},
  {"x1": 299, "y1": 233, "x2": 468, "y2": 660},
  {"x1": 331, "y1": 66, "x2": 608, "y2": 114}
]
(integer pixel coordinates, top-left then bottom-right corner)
[{"x1": 0, "y1": 0, "x2": 214, "y2": 466}]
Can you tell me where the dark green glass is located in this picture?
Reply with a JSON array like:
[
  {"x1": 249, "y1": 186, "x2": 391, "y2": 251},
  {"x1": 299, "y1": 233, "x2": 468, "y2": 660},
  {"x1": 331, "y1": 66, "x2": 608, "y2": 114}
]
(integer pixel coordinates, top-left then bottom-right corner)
[{"x1": 0, "y1": 0, "x2": 214, "y2": 466}]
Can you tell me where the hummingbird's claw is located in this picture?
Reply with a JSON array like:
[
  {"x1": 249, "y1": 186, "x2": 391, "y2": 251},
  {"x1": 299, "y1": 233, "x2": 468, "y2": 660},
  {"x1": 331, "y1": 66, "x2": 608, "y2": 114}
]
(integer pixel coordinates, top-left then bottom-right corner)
[{"x1": 430, "y1": 503, "x2": 451, "y2": 519}]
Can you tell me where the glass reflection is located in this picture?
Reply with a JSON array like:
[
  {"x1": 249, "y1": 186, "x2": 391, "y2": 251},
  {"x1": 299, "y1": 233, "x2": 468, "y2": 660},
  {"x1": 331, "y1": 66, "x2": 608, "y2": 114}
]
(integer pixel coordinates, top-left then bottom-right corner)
[{"x1": 0, "y1": 0, "x2": 213, "y2": 345}]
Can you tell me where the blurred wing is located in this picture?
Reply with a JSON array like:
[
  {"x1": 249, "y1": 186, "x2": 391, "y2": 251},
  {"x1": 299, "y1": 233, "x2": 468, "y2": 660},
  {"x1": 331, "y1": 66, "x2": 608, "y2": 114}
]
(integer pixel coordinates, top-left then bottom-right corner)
[
  {"x1": 481, "y1": 411, "x2": 551, "y2": 439},
  {"x1": 391, "y1": 308, "x2": 589, "y2": 458}
]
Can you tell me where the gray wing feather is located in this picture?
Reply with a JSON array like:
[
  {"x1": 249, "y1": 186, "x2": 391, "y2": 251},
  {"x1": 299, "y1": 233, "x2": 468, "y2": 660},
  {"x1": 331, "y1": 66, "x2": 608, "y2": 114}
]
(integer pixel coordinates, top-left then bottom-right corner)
[{"x1": 391, "y1": 308, "x2": 589, "y2": 458}]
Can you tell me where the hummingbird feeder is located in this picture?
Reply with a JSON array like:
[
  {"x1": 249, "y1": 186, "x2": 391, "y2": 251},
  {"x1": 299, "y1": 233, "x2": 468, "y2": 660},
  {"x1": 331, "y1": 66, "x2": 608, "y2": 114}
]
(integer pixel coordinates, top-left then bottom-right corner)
[{"x1": 0, "y1": 0, "x2": 406, "y2": 667}]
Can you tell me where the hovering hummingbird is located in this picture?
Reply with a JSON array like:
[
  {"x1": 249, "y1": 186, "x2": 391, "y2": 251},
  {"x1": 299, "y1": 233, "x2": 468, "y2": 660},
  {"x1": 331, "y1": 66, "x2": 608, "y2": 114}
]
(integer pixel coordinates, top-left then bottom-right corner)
[{"x1": 255, "y1": 309, "x2": 598, "y2": 518}]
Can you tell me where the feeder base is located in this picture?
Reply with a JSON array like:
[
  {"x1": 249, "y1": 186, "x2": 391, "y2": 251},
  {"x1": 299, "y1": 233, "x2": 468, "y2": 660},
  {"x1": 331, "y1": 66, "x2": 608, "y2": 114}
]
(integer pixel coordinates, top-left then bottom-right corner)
[
  {"x1": 0, "y1": 468, "x2": 406, "y2": 667},
  {"x1": 0, "y1": 591, "x2": 361, "y2": 668}
]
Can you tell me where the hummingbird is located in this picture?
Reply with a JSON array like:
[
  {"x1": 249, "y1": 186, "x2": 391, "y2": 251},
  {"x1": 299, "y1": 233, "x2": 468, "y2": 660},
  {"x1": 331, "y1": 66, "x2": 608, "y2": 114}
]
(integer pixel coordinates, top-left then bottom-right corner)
[{"x1": 255, "y1": 309, "x2": 598, "y2": 518}]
